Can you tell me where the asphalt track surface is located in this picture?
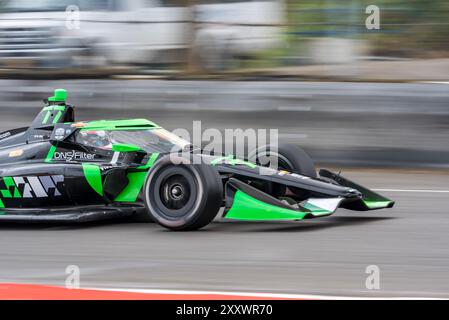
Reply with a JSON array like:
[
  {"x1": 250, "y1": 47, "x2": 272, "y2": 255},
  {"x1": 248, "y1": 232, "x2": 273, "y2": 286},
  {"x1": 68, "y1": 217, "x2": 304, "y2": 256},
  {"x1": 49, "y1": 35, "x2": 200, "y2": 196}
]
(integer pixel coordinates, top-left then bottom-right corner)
[
  {"x1": 0, "y1": 80, "x2": 447, "y2": 298},
  {"x1": 0, "y1": 169, "x2": 448, "y2": 298}
]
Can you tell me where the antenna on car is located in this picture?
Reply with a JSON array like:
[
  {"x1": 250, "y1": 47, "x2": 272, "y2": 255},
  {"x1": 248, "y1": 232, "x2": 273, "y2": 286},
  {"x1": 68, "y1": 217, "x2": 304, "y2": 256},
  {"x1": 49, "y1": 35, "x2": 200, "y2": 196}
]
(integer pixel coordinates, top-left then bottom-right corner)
[{"x1": 46, "y1": 88, "x2": 67, "y2": 105}]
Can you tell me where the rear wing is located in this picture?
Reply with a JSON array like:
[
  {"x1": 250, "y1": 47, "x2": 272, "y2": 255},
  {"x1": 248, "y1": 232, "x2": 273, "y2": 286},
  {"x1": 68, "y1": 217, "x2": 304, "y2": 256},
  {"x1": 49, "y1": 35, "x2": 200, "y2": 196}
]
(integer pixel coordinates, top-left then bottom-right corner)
[{"x1": 319, "y1": 169, "x2": 395, "y2": 211}]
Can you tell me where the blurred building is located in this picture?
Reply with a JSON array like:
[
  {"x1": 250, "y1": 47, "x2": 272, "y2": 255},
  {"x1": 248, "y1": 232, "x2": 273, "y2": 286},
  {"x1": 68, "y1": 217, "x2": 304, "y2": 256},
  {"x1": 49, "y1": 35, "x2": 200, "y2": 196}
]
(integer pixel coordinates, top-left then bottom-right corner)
[
  {"x1": 0, "y1": 0, "x2": 284, "y2": 71},
  {"x1": 0, "y1": 0, "x2": 447, "y2": 78}
]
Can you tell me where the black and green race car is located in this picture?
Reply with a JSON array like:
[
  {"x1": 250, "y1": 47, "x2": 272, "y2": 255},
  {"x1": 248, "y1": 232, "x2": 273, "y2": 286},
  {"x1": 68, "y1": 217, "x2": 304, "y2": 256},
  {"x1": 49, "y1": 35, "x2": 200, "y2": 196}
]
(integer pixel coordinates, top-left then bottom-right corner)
[{"x1": 0, "y1": 89, "x2": 394, "y2": 231}]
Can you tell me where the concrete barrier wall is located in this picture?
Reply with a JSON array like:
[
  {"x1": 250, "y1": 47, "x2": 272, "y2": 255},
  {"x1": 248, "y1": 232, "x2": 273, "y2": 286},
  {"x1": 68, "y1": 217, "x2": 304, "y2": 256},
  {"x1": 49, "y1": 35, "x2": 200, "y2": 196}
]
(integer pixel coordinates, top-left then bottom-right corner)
[{"x1": 0, "y1": 79, "x2": 447, "y2": 168}]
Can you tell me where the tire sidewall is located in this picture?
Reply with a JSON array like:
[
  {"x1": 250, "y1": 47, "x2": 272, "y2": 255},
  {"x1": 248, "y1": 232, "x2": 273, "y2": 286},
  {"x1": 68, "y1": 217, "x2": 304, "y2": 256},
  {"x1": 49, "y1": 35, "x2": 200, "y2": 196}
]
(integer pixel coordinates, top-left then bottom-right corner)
[
  {"x1": 249, "y1": 144, "x2": 317, "y2": 178},
  {"x1": 143, "y1": 155, "x2": 222, "y2": 230},
  {"x1": 145, "y1": 163, "x2": 204, "y2": 229}
]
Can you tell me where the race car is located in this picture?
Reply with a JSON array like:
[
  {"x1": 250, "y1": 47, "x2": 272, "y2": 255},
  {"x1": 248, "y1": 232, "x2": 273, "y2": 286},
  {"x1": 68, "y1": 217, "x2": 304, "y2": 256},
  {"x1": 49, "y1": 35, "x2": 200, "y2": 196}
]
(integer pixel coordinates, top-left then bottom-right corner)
[{"x1": 0, "y1": 89, "x2": 394, "y2": 230}]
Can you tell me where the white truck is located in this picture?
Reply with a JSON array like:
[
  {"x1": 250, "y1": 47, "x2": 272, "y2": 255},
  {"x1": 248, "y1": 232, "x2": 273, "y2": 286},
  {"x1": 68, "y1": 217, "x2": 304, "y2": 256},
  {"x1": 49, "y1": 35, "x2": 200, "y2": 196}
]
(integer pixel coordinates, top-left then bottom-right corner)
[{"x1": 0, "y1": 0, "x2": 284, "y2": 70}]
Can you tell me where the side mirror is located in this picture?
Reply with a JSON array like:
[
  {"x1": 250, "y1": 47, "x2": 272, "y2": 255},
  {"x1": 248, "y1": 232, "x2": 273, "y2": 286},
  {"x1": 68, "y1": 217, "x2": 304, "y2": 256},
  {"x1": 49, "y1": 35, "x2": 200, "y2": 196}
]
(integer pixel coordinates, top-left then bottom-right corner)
[{"x1": 112, "y1": 144, "x2": 141, "y2": 152}]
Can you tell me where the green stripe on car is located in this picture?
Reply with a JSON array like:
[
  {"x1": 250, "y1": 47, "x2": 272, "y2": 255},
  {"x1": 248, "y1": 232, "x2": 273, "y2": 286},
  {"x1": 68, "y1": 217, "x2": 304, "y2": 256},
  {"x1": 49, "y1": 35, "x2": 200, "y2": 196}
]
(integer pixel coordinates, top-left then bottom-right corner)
[
  {"x1": 363, "y1": 200, "x2": 394, "y2": 209},
  {"x1": 45, "y1": 145, "x2": 57, "y2": 163},
  {"x1": 1, "y1": 177, "x2": 21, "y2": 198},
  {"x1": 82, "y1": 163, "x2": 103, "y2": 196},
  {"x1": 225, "y1": 190, "x2": 309, "y2": 221},
  {"x1": 114, "y1": 172, "x2": 147, "y2": 202},
  {"x1": 137, "y1": 153, "x2": 159, "y2": 170},
  {"x1": 115, "y1": 153, "x2": 159, "y2": 202}
]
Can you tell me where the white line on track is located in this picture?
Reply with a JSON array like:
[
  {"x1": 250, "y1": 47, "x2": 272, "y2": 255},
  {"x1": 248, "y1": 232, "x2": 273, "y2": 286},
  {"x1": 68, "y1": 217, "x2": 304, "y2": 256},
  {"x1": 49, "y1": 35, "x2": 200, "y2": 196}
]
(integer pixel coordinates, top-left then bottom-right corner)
[
  {"x1": 89, "y1": 287, "x2": 444, "y2": 300},
  {"x1": 418, "y1": 81, "x2": 449, "y2": 85},
  {"x1": 277, "y1": 106, "x2": 312, "y2": 111},
  {"x1": 373, "y1": 188, "x2": 449, "y2": 193},
  {"x1": 279, "y1": 133, "x2": 309, "y2": 139}
]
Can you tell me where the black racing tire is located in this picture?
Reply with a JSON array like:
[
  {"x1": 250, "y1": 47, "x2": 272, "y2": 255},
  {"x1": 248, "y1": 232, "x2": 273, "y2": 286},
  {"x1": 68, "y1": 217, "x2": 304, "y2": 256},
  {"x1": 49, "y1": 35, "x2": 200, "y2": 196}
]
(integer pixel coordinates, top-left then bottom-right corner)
[
  {"x1": 143, "y1": 155, "x2": 223, "y2": 231},
  {"x1": 249, "y1": 144, "x2": 317, "y2": 178},
  {"x1": 249, "y1": 144, "x2": 316, "y2": 199}
]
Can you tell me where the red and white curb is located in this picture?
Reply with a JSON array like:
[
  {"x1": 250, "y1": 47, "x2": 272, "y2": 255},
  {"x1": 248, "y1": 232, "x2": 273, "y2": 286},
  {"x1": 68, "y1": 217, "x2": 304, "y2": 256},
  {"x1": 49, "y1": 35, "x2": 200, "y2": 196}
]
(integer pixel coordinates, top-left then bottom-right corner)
[
  {"x1": 0, "y1": 283, "x2": 440, "y2": 300},
  {"x1": 0, "y1": 283, "x2": 306, "y2": 300}
]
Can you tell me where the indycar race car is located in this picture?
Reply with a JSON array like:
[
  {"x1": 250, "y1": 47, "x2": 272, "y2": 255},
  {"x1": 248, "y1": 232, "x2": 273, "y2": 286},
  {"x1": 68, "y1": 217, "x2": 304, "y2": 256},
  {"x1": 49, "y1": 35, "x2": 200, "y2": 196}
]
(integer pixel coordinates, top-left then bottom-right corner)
[{"x1": 0, "y1": 89, "x2": 394, "y2": 230}]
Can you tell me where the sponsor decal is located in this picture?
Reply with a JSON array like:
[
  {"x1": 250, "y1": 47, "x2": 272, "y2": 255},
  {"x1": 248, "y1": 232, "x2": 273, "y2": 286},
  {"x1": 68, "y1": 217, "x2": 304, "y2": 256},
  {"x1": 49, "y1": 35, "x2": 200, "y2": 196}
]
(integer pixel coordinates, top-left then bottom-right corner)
[
  {"x1": 30, "y1": 132, "x2": 50, "y2": 141},
  {"x1": 54, "y1": 150, "x2": 95, "y2": 161},
  {"x1": 290, "y1": 173, "x2": 310, "y2": 179},
  {"x1": 8, "y1": 149, "x2": 23, "y2": 158},
  {"x1": 0, "y1": 131, "x2": 11, "y2": 140},
  {"x1": 100, "y1": 165, "x2": 117, "y2": 171},
  {"x1": 54, "y1": 128, "x2": 65, "y2": 140},
  {"x1": 0, "y1": 175, "x2": 64, "y2": 207}
]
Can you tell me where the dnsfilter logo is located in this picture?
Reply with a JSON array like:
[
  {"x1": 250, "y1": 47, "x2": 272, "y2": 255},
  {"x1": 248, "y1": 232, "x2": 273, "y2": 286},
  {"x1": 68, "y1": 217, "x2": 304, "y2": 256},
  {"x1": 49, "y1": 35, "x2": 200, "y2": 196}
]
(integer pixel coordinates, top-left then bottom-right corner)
[{"x1": 54, "y1": 151, "x2": 95, "y2": 161}]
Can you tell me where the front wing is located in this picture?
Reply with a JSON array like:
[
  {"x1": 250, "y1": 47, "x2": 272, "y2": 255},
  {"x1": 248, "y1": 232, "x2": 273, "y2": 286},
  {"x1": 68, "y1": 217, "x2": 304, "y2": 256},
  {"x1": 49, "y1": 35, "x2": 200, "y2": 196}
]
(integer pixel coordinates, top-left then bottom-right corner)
[{"x1": 223, "y1": 170, "x2": 394, "y2": 221}]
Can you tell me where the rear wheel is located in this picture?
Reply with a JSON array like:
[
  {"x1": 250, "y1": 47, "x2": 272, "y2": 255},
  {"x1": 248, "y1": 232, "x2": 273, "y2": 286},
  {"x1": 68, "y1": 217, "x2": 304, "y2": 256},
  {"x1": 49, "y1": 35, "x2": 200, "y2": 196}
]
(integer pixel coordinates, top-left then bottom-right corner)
[{"x1": 143, "y1": 156, "x2": 223, "y2": 231}]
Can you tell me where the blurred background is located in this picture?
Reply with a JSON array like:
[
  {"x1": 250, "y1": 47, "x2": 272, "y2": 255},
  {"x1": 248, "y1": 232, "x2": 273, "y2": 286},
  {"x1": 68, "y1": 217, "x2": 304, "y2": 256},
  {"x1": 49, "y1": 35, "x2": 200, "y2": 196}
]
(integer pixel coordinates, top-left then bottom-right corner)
[
  {"x1": 0, "y1": 0, "x2": 448, "y2": 77},
  {"x1": 0, "y1": 1, "x2": 449, "y2": 298},
  {"x1": 0, "y1": 0, "x2": 448, "y2": 167}
]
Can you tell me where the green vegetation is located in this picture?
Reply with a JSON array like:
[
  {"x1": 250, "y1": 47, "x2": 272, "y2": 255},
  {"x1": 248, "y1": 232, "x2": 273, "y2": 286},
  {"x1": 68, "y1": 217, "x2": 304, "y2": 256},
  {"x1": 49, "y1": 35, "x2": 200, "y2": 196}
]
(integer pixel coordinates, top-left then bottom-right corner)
[
  {"x1": 286, "y1": 0, "x2": 449, "y2": 58},
  {"x1": 248, "y1": 0, "x2": 449, "y2": 68}
]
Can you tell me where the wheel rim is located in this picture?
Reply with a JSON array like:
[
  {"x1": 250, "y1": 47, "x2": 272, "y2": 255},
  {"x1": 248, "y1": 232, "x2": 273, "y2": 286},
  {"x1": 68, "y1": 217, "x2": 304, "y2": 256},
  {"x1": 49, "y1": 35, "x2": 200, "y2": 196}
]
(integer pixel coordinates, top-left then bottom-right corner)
[
  {"x1": 160, "y1": 175, "x2": 191, "y2": 210},
  {"x1": 149, "y1": 166, "x2": 199, "y2": 220}
]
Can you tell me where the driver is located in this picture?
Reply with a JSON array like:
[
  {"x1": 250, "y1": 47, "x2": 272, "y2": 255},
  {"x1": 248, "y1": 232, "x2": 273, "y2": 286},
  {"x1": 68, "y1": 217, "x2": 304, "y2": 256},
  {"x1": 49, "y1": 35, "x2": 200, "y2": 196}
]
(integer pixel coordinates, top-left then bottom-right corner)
[{"x1": 78, "y1": 130, "x2": 112, "y2": 150}]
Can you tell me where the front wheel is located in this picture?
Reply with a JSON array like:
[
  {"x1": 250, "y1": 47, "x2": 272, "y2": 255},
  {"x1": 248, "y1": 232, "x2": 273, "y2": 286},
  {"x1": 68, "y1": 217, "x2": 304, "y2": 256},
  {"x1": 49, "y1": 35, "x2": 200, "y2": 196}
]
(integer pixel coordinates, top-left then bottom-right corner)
[
  {"x1": 249, "y1": 144, "x2": 317, "y2": 178},
  {"x1": 143, "y1": 156, "x2": 223, "y2": 231},
  {"x1": 249, "y1": 144, "x2": 317, "y2": 199}
]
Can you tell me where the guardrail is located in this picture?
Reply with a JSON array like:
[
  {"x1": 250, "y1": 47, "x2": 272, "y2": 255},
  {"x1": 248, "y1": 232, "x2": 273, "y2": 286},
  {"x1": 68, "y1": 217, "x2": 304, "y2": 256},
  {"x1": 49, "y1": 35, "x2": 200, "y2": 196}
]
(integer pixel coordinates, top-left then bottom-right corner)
[{"x1": 0, "y1": 79, "x2": 447, "y2": 168}]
